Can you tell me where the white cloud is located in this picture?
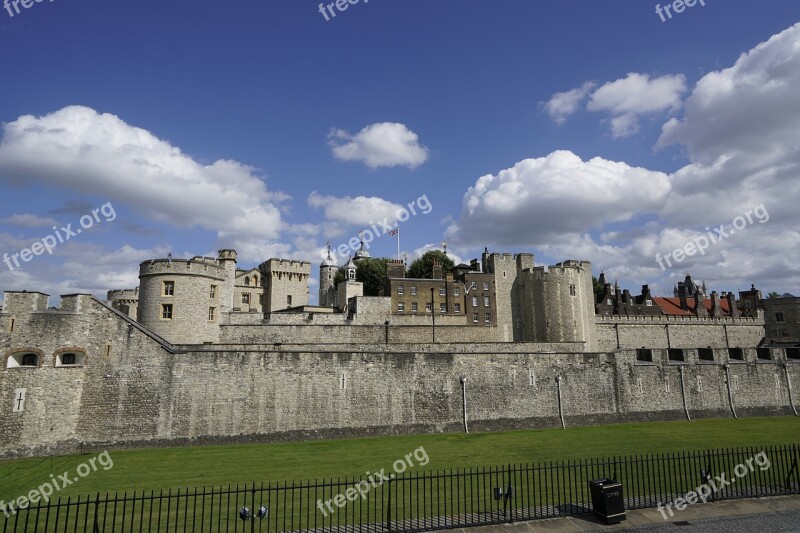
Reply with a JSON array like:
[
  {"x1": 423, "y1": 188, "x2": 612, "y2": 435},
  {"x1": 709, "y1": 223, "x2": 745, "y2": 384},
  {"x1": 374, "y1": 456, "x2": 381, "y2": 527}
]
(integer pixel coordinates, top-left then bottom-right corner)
[
  {"x1": 446, "y1": 150, "x2": 670, "y2": 247},
  {"x1": 328, "y1": 122, "x2": 429, "y2": 169},
  {"x1": 308, "y1": 191, "x2": 404, "y2": 227},
  {"x1": 1, "y1": 214, "x2": 59, "y2": 228},
  {"x1": 542, "y1": 82, "x2": 595, "y2": 124},
  {"x1": 656, "y1": 22, "x2": 800, "y2": 226},
  {"x1": 587, "y1": 73, "x2": 686, "y2": 138},
  {"x1": 0, "y1": 106, "x2": 289, "y2": 263}
]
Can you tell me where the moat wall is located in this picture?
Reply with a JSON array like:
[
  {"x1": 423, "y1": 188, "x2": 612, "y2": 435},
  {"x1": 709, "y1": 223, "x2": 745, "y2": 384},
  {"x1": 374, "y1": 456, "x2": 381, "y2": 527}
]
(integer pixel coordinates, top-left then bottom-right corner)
[{"x1": 1, "y1": 296, "x2": 797, "y2": 459}]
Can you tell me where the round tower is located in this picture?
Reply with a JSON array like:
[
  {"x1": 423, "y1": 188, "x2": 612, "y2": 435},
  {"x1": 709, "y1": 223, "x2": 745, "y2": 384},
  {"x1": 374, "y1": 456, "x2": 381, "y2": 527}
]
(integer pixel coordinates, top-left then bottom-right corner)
[
  {"x1": 319, "y1": 242, "x2": 338, "y2": 307},
  {"x1": 138, "y1": 256, "x2": 226, "y2": 344}
]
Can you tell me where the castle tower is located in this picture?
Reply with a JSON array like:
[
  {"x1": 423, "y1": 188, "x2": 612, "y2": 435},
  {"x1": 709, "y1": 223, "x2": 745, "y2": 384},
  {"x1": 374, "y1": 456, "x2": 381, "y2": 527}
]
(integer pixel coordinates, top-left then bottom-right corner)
[
  {"x1": 353, "y1": 232, "x2": 370, "y2": 262},
  {"x1": 106, "y1": 287, "x2": 139, "y2": 320},
  {"x1": 259, "y1": 258, "x2": 311, "y2": 313},
  {"x1": 217, "y1": 249, "x2": 238, "y2": 314},
  {"x1": 138, "y1": 255, "x2": 226, "y2": 344},
  {"x1": 522, "y1": 260, "x2": 595, "y2": 350},
  {"x1": 483, "y1": 249, "x2": 534, "y2": 342},
  {"x1": 336, "y1": 256, "x2": 363, "y2": 312},
  {"x1": 319, "y1": 243, "x2": 338, "y2": 307}
]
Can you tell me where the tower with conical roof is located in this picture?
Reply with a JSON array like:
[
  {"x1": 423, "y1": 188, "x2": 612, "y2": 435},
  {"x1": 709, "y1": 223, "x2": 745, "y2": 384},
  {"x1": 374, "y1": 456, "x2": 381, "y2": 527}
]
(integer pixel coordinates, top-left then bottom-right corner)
[
  {"x1": 353, "y1": 231, "x2": 370, "y2": 262},
  {"x1": 319, "y1": 242, "x2": 338, "y2": 307}
]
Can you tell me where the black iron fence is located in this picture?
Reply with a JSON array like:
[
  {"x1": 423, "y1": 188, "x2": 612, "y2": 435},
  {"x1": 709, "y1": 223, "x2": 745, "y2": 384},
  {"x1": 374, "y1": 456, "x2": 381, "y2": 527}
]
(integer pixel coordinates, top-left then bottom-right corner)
[{"x1": 2, "y1": 444, "x2": 798, "y2": 532}]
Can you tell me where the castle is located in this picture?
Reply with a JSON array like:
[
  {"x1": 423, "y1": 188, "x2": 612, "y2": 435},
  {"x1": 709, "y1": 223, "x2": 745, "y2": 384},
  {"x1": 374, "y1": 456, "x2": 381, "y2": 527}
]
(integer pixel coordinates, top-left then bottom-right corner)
[{"x1": 1, "y1": 243, "x2": 797, "y2": 459}]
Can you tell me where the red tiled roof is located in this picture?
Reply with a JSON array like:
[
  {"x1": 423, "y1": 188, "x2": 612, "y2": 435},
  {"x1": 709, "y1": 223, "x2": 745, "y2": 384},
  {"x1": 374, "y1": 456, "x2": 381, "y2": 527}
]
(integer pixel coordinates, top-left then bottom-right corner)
[{"x1": 653, "y1": 297, "x2": 732, "y2": 317}]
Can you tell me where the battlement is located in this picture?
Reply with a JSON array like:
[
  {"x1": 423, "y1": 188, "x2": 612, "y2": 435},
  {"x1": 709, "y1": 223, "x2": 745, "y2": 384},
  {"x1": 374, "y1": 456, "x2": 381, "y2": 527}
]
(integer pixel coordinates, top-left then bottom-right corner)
[
  {"x1": 139, "y1": 257, "x2": 227, "y2": 279},
  {"x1": 1, "y1": 291, "x2": 50, "y2": 313},
  {"x1": 259, "y1": 258, "x2": 311, "y2": 273},
  {"x1": 107, "y1": 288, "x2": 139, "y2": 300}
]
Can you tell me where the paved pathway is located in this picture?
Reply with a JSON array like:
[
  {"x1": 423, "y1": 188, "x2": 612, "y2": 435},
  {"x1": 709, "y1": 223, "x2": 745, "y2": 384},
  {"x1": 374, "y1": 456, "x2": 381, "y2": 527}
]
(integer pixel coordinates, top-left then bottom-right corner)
[{"x1": 445, "y1": 495, "x2": 800, "y2": 532}]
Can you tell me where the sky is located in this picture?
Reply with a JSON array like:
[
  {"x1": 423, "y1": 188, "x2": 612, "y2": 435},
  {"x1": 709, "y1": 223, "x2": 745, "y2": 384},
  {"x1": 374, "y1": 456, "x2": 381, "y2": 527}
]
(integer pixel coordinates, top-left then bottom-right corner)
[{"x1": 1, "y1": 0, "x2": 799, "y2": 305}]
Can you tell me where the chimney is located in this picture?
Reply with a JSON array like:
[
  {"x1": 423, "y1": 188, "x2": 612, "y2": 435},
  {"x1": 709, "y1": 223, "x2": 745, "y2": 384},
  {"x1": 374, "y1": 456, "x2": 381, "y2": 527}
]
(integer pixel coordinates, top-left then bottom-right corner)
[
  {"x1": 726, "y1": 292, "x2": 740, "y2": 317},
  {"x1": 710, "y1": 291, "x2": 722, "y2": 317},
  {"x1": 694, "y1": 290, "x2": 708, "y2": 317},
  {"x1": 432, "y1": 259, "x2": 443, "y2": 280}
]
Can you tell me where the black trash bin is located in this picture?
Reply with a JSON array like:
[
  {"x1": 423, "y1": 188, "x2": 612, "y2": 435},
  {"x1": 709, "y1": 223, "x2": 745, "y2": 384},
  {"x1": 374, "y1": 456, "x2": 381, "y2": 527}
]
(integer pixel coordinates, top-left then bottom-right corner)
[{"x1": 589, "y1": 478, "x2": 626, "y2": 524}]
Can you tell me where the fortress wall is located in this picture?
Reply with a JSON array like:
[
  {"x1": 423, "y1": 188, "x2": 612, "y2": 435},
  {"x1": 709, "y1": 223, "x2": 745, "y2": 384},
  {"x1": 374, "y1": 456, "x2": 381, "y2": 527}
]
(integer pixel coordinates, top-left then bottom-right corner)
[
  {"x1": 1, "y1": 298, "x2": 796, "y2": 459},
  {"x1": 594, "y1": 319, "x2": 765, "y2": 351}
]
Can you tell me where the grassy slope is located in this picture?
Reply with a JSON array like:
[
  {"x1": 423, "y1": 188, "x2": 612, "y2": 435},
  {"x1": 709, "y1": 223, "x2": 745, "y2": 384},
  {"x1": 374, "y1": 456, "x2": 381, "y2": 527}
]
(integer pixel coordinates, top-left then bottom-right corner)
[{"x1": 1, "y1": 417, "x2": 798, "y2": 501}]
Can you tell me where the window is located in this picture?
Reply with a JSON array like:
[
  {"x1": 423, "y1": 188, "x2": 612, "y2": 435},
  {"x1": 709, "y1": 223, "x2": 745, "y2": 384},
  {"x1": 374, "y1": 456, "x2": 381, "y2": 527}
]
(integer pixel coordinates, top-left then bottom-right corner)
[
  {"x1": 454, "y1": 288, "x2": 460, "y2": 297},
  {"x1": 485, "y1": 314, "x2": 491, "y2": 323},
  {"x1": 776, "y1": 312, "x2": 785, "y2": 323},
  {"x1": 55, "y1": 352, "x2": 85, "y2": 367},
  {"x1": 484, "y1": 296, "x2": 490, "y2": 307},
  {"x1": 244, "y1": 276, "x2": 250, "y2": 286},
  {"x1": 728, "y1": 348, "x2": 744, "y2": 361},
  {"x1": 787, "y1": 348, "x2": 800, "y2": 360},
  {"x1": 607, "y1": 299, "x2": 612, "y2": 305},
  {"x1": 471, "y1": 281, "x2": 477, "y2": 290},
  {"x1": 439, "y1": 287, "x2": 446, "y2": 296},
  {"x1": 162, "y1": 304, "x2": 173, "y2": 319},
  {"x1": 472, "y1": 296, "x2": 478, "y2": 307},
  {"x1": 397, "y1": 285, "x2": 404, "y2": 295},
  {"x1": 6, "y1": 353, "x2": 40, "y2": 369},
  {"x1": 209, "y1": 307, "x2": 216, "y2": 321},
  {"x1": 397, "y1": 302, "x2": 405, "y2": 312},
  {"x1": 569, "y1": 284, "x2": 576, "y2": 296},
  {"x1": 163, "y1": 281, "x2": 174, "y2": 296},
  {"x1": 253, "y1": 275, "x2": 258, "y2": 285},
  {"x1": 242, "y1": 293, "x2": 250, "y2": 304},
  {"x1": 287, "y1": 295, "x2": 293, "y2": 306},
  {"x1": 472, "y1": 312, "x2": 479, "y2": 323},
  {"x1": 757, "y1": 348, "x2": 772, "y2": 360},
  {"x1": 348, "y1": 269, "x2": 355, "y2": 280},
  {"x1": 210, "y1": 285, "x2": 217, "y2": 298},
  {"x1": 454, "y1": 303, "x2": 461, "y2": 313},
  {"x1": 668, "y1": 349, "x2": 685, "y2": 362},
  {"x1": 646, "y1": 300, "x2": 653, "y2": 306},
  {"x1": 410, "y1": 286, "x2": 417, "y2": 295},
  {"x1": 698, "y1": 348, "x2": 714, "y2": 361},
  {"x1": 425, "y1": 302, "x2": 432, "y2": 313},
  {"x1": 411, "y1": 302, "x2": 418, "y2": 313},
  {"x1": 636, "y1": 349, "x2": 653, "y2": 362},
  {"x1": 440, "y1": 303, "x2": 447, "y2": 313},
  {"x1": 483, "y1": 281, "x2": 489, "y2": 291}
]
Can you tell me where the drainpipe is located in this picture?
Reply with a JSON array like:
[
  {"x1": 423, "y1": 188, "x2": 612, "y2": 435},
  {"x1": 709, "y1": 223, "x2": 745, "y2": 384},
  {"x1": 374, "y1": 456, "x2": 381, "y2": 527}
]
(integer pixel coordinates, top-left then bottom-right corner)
[
  {"x1": 784, "y1": 363, "x2": 799, "y2": 417},
  {"x1": 460, "y1": 376, "x2": 469, "y2": 433},
  {"x1": 724, "y1": 363, "x2": 738, "y2": 419},
  {"x1": 556, "y1": 375, "x2": 566, "y2": 429},
  {"x1": 679, "y1": 366, "x2": 691, "y2": 421}
]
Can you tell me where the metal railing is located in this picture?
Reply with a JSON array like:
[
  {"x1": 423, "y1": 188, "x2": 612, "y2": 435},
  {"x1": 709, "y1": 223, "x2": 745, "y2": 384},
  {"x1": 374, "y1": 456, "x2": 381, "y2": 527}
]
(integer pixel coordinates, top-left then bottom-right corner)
[{"x1": 2, "y1": 444, "x2": 798, "y2": 532}]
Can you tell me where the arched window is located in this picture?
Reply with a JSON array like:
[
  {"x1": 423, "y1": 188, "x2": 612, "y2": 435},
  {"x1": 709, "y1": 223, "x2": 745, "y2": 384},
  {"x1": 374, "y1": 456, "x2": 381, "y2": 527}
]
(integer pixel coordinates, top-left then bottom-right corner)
[
  {"x1": 54, "y1": 350, "x2": 87, "y2": 367},
  {"x1": 253, "y1": 275, "x2": 258, "y2": 285},
  {"x1": 6, "y1": 352, "x2": 41, "y2": 369},
  {"x1": 245, "y1": 276, "x2": 250, "y2": 286}
]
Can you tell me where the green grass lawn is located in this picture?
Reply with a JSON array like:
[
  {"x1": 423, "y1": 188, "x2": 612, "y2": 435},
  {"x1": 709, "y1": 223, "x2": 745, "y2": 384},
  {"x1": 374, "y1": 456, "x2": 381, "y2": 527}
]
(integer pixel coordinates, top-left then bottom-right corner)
[{"x1": 1, "y1": 416, "x2": 798, "y2": 501}]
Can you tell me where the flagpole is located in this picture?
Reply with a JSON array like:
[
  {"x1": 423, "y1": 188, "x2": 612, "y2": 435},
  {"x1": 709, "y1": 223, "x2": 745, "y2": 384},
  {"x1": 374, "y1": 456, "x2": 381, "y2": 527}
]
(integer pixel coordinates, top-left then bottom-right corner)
[{"x1": 397, "y1": 227, "x2": 400, "y2": 261}]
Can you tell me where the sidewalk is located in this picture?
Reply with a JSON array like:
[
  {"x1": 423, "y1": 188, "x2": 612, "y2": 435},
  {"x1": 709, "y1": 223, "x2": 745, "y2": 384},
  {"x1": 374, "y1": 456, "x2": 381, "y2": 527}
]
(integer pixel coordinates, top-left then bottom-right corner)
[{"x1": 448, "y1": 495, "x2": 800, "y2": 532}]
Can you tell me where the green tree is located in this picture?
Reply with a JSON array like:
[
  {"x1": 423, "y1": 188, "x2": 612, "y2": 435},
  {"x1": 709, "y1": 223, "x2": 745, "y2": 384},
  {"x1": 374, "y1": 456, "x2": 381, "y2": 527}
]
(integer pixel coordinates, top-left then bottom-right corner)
[
  {"x1": 592, "y1": 276, "x2": 604, "y2": 296},
  {"x1": 407, "y1": 250, "x2": 455, "y2": 279},
  {"x1": 767, "y1": 291, "x2": 781, "y2": 299},
  {"x1": 333, "y1": 267, "x2": 346, "y2": 286},
  {"x1": 356, "y1": 258, "x2": 389, "y2": 296}
]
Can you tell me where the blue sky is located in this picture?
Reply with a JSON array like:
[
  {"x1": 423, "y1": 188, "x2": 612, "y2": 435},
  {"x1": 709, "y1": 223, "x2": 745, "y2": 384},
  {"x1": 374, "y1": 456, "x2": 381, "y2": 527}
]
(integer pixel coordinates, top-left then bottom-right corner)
[{"x1": 1, "y1": 0, "x2": 799, "y2": 304}]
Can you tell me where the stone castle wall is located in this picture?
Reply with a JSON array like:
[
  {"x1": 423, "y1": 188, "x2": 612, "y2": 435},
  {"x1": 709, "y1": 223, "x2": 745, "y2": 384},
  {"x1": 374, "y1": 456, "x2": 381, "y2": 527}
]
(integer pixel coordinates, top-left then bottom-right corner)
[{"x1": 1, "y1": 293, "x2": 796, "y2": 459}]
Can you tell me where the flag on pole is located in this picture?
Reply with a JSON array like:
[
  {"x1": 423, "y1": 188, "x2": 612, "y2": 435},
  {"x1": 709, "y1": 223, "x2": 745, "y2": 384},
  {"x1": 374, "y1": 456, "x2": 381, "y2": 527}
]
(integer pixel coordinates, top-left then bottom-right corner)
[{"x1": 388, "y1": 228, "x2": 399, "y2": 236}]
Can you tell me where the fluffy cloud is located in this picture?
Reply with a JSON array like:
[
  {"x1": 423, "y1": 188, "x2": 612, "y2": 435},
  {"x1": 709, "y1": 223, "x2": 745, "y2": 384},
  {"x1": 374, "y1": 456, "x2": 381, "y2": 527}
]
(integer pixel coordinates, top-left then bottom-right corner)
[
  {"x1": 0, "y1": 106, "x2": 288, "y2": 261},
  {"x1": 446, "y1": 150, "x2": 670, "y2": 247},
  {"x1": 587, "y1": 73, "x2": 686, "y2": 137},
  {"x1": 657, "y1": 22, "x2": 800, "y2": 226},
  {"x1": 328, "y1": 122, "x2": 429, "y2": 169},
  {"x1": 542, "y1": 82, "x2": 595, "y2": 124},
  {"x1": 544, "y1": 73, "x2": 686, "y2": 137},
  {"x1": 308, "y1": 191, "x2": 405, "y2": 227}
]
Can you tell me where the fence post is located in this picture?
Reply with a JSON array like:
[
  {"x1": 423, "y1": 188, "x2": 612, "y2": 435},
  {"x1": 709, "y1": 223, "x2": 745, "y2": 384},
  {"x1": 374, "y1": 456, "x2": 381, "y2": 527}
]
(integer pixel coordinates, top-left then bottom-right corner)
[
  {"x1": 385, "y1": 477, "x2": 392, "y2": 532},
  {"x1": 93, "y1": 493, "x2": 101, "y2": 533}
]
